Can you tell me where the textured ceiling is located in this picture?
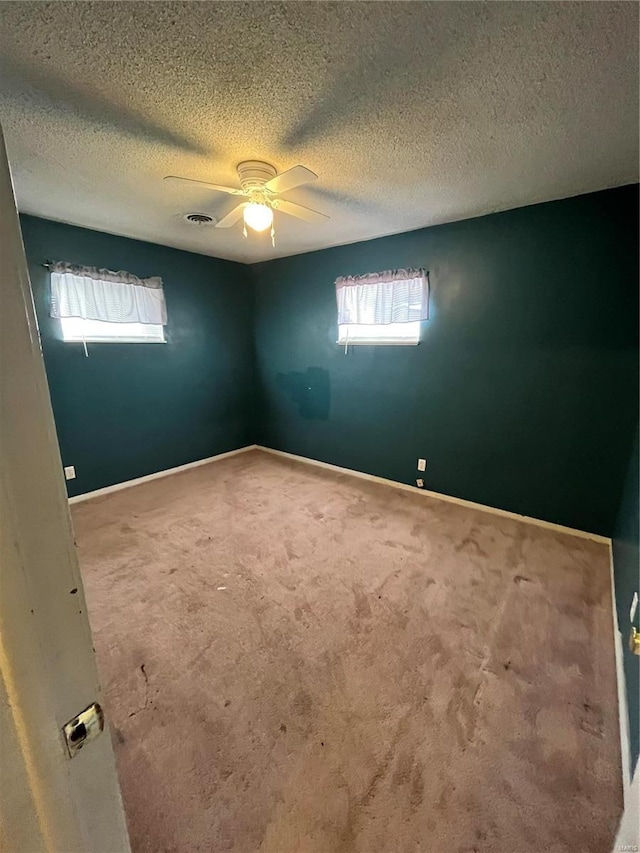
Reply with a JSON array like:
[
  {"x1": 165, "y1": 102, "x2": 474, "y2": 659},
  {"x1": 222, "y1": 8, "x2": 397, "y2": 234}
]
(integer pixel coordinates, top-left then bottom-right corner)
[{"x1": 0, "y1": 2, "x2": 638, "y2": 263}]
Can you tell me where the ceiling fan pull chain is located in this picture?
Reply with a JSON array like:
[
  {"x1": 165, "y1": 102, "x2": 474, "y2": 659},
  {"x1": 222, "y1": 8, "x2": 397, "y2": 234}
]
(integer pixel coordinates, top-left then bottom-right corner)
[
  {"x1": 243, "y1": 223, "x2": 248, "y2": 239},
  {"x1": 271, "y1": 222, "x2": 276, "y2": 248}
]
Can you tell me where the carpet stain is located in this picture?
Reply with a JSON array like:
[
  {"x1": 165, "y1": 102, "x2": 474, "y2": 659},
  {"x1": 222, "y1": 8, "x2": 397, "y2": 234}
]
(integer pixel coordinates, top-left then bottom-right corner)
[
  {"x1": 454, "y1": 533, "x2": 488, "y2": 557},
  {"x1": 352, "y1": 584, "x2": 372, "y2": 620}
]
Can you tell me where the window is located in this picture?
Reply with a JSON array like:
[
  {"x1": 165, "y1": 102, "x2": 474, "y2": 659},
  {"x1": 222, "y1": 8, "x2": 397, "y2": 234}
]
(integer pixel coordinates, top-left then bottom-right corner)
[
  {"x1": 338, "y1": 321, "x2": 421, "y2": 346},
  {"x1": 60, "y1": 317, "x2": 165, "y2": 343},
  {"x1": 50, "y1": 262, "x2": 167, "y2": 345},
  {"x1": 335, "y1": 268, "x2": 428, "y2": 346}
]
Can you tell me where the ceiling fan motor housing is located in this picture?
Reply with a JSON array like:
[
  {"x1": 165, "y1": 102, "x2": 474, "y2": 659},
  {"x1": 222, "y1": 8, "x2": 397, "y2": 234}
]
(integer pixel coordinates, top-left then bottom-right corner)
[
  {"x1": 166, "y1": 161, "x2": 326, "y2": 230},
  {"x1": 237, "y1": 160, "x2": 277, "y2": 193}
]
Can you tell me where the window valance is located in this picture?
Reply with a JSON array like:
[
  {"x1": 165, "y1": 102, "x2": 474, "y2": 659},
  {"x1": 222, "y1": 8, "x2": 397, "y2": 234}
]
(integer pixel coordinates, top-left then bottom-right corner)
[
  {"x1": 49, "y1": 262, "x2": 167, "y2": 325},
  {"x1": 335, "y1": 268, "x2": 429, "y2": 326}
]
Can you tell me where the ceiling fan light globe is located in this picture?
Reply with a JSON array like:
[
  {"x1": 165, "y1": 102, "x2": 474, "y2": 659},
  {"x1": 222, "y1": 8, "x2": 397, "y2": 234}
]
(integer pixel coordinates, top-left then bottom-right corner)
[{"x1": 243, "y1": 203, "x2": 273, "y2": 232}]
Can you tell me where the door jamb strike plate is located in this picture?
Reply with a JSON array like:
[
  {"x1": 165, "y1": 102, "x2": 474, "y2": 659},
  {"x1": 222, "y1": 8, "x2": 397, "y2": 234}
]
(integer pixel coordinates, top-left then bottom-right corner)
[{"x1": 62, "y1": 702, "x2": 104, "y2": 758}]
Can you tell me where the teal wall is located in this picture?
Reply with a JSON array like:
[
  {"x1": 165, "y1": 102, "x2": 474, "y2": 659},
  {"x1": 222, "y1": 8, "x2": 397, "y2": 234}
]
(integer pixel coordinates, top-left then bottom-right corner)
[
  {"x1": 612, "y1": 425, "x2": 639, "y2": 775},
  {"x1": 252, "y1": 185, "x2": 639, "y2": 536},
  {"x1": 20, "y1": 215, "x2": 255, "y2": 498}
]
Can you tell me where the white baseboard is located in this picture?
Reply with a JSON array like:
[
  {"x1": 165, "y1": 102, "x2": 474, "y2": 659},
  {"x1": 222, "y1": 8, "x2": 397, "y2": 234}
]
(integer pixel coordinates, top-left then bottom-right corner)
[
  {"x1": 614, "y1": 762, "x2": 639, "y2": 850},
  {"x1": 256, "y1": 446, "x2": 610, "y2": 544},
  {"x1": 69, "y1": 442, "x2": 611, "y2": 539},
  {"x1": 68, "y1": 445, "x2": 257, "y2": 504}
]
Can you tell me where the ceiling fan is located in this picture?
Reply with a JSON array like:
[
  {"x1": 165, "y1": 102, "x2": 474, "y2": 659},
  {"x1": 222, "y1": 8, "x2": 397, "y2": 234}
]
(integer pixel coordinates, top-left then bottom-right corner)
[{"x1": 164, "y1": 160, "x2": 329, "y2": 245}]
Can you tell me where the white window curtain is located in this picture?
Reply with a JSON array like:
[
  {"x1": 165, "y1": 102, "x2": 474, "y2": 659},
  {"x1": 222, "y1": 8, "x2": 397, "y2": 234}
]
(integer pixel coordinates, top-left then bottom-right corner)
[
  {"x1": 335, "y1": 268, "x2": 429, "y2": 326},
  {"x1": 49, "y1": 262, "x2": 167, "y2": 325}
]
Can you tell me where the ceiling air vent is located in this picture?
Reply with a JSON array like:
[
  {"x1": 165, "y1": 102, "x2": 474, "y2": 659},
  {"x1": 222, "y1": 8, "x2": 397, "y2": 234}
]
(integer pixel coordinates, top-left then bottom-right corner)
[{"x1": 183, "y1": 212, "x2": 215, "y2": 226}]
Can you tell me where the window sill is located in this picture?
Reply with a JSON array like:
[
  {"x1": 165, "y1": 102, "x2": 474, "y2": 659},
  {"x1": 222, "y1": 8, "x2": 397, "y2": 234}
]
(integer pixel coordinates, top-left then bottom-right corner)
[
  {"x1": 336, "y1": 340, "x2": 420, "y2": 347},
  {"x1": 63, "y1": 338, "x2": 167, "y2": 344}
]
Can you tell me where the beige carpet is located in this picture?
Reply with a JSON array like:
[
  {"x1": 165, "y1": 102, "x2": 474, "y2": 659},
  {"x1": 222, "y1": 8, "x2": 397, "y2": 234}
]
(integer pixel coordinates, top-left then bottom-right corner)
[{"x1": 72, "y1": 449, "x2": 622, "y2": 853}]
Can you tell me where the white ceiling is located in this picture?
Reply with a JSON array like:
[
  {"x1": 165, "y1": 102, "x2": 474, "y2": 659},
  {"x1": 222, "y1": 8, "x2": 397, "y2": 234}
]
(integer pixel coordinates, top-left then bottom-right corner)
[{"x1": 0, "y1": 1, "x2": 638, "y2": 264}]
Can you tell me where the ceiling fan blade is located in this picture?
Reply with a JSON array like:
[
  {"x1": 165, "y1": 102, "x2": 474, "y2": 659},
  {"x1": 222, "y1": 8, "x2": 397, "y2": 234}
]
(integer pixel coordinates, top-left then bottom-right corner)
[
  {"x1": 275, "y1": 199, "x2": 329, "y2": 223},
  {"x1": 264, "y1": 165, "x2": 317, "y2": 195},
  {"x1": 164, "y1": 175, "x2": 244, "y2": 196},
  {"x1": 215, "y1": 203, "x2": 246, "y2": 228}
]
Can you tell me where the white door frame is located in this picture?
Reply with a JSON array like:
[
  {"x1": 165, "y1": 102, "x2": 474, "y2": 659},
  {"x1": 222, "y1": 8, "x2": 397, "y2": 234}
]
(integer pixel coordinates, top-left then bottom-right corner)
[{"x1": 0, "y1": 126, "x2": 130, "y2": 851}]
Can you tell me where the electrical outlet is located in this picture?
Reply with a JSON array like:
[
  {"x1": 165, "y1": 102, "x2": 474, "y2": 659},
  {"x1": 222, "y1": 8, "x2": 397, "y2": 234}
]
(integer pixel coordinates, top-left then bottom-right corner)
[
  {"x1": 416, "y1": 478, "x2": 424, "y2": 488},
  {"x1": 64, "y1": 466, "x2": 76, "y2": 481},
  {"x1": 417, "y1": 458, "x2": 427, "y2": 471}
]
